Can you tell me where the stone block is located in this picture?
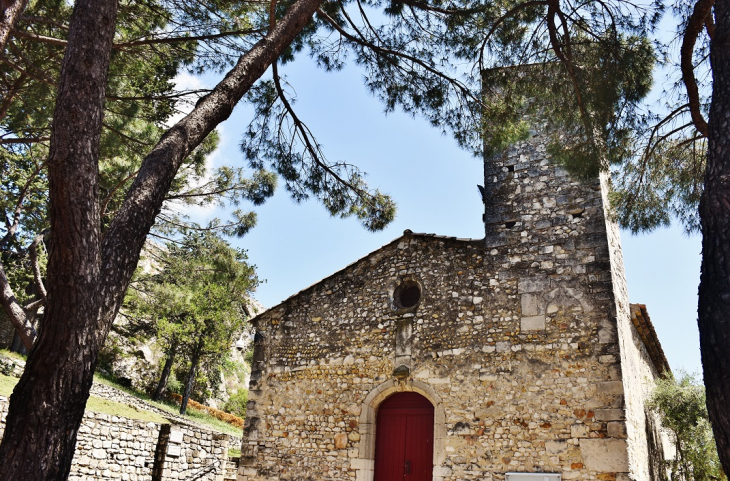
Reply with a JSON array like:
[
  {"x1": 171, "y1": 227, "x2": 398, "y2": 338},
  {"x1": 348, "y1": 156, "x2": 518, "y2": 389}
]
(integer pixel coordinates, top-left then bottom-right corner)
[
  {"x1": 598, "y1": 327, "x2": 616, "y2": 343},
  {"x1": 607, "y1": 422, "x2": 627, "y2": 438},
  {"x1": 334, "y1": 433, "x2": 347, "y2": 449},
  {"x1": 518, "y1": 276, "x2": 550, "y2": 293},
  {"x1": 579, "y1": 439, "x2": 629, "y2": 471},
  {"x1": 594, "y1": 409, "x2": 624, "y2": 421},
  {"x1": 167, "y1": 445, "x2": 181, "y2": 457},
  {"x1": 169, "y1": 430, "x2": 184, "y2": 444},
  {"x1": 570, "y1": 424, "x2": 588, "y2": 438},
  {"x1": 521, "y1": 294, "x2": 544, "y2": 316},
  {"x1": 596, "y1": 381, "x2": 624, "y2": 395},
  {"x1": 521, "y1": 315, "x2": 545, "y2": 331},
  {"x1": 545, "y1": 440, "x2": 567, "y2": 454}
]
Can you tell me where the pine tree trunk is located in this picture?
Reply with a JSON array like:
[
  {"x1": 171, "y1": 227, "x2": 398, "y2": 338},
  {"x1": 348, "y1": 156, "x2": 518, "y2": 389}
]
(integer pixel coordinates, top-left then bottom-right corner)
[
  {"x1": 152, "y1": 349, "x2": 176, "y2": 402},
  {"x1": 0, "y1": 0, "x2": 323, "y2": 477},
  {"x1": 700, "y1": 0, "x2": 730, "y2": 472},
  {"x1": 0, "y1": 0, "x2": 117, "y2": 478},
  {"x1": 0, "y1": 0, "x2": 28, "y2": 52},
  {"x1": 180, "y1": 339, "x2": 203, "y2": 415}
]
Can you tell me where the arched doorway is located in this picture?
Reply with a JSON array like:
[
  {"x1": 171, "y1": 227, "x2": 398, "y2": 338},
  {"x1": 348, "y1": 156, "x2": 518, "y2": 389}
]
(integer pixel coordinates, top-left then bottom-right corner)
[{"x1": 374, "y1": 392, "x2": 434, "y2": 481}]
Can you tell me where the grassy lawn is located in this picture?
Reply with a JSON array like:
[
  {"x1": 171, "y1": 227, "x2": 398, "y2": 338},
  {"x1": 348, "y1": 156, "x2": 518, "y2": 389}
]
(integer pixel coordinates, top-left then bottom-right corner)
[
  {"x1": 0, "y1": 358, "x2": 243, "y2": 438},
  {"x1": 0, "y1": 350, "x2": 26, "y2": 362},
  {"x1": 93, "y1": 374, "x2": 243, "y2": 437},
  {"x1": 0, "y1": 373, "x2": 169, "y2": 424}
]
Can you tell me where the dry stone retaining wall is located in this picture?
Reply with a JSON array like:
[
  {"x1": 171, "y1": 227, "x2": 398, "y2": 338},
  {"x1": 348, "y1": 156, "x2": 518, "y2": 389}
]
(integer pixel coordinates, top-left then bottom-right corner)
[{"x1": 0, "y1": 395, "x2": 233, "y2": 481}]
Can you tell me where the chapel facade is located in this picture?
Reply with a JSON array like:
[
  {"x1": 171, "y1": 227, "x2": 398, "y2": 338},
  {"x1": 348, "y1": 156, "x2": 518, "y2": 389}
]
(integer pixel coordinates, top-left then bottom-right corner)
[{"x1": 237, "y1": 131, "x2": 673, "y2": 481}]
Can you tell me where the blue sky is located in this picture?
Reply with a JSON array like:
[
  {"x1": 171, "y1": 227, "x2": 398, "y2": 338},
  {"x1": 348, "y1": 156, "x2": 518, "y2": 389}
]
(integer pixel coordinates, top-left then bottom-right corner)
[{"x1": 186, "y1": 42, "x2": 703, "y2": 377}]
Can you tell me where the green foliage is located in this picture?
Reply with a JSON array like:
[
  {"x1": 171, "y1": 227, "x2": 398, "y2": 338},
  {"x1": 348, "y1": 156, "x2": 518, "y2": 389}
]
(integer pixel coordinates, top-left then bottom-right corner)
[
  {"x1": 648, "y1": 373, "x2": 726, "y2": 481},
  {"x1": 125, "y1": 232, "x2": 258, "y2": 403},
  {"x1": 166, "y1": 373, "x2": 184, "y2": 396},
  {"x1": 223, "y1": 388, "x2": 248, "y2": 418},
  {"x1": 611, "y1": 133, "x2": 705, "y2": 234},
  {"x1": 1, "y1": 0, "x2": 276, "y2": 338},
  {"x1": 607, "y1": 0, "x2": 713, "y2": 234}
]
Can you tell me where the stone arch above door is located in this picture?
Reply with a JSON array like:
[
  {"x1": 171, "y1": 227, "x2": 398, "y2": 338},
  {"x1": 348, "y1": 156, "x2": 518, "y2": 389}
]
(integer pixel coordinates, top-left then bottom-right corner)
[{"x1": 353, "y1": 379, "x2": 447, "y2": 481}]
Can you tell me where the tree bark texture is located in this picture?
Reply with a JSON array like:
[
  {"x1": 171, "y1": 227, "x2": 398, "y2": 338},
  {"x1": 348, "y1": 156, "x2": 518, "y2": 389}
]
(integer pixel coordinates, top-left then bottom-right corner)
[
  {"x1": 0, "y1": 0, "x2": 28, "y2": 52},
  {"x1": 152, "y1": 350, "x2": 176, "y2": 402},
  {"x1": 179, "y1": 339, "x2": 203, "y2": 415},
  {"x1": 700, "y1": 0, "x2": 730, "y2": 473},
  {"x1": 0, "y1": 0, "x2": 323, "y2": 477},
  {"x1": 0, "y1": 0, "x2": 118, "y2": 478}
]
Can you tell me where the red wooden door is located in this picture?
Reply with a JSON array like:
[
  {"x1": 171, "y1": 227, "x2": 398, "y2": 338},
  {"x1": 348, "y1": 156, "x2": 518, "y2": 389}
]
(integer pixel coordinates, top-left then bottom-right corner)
[{"x1": 374, "y1": 392, "x2": 434, "y2": 481}]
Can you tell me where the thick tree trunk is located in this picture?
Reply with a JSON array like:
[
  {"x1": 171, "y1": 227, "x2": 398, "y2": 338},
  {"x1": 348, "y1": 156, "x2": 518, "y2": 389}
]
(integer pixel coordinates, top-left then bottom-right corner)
[
  {"x1": 700, "y1": 0, "x2": 730, "y2": 473},
  {"x1": 180, "y1": 340, "x2": 203, "y2": 415},
  {"x1": 0, "y1": 0, "x2": 118, "y2": 479},
  {"x1": 152, "y1": 349, "x2": 176, "y2": 402},
  {"x1": 0, "y1": 0, "x2": 323, "y2": 477},
  {"x1": 0, "y1": 0, "x2": 28, "y2": 52}
]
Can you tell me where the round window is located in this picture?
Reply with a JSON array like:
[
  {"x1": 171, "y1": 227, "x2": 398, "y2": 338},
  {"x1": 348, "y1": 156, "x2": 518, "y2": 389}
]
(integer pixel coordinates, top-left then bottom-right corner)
[{"x1": 394, "y1": 281, "x2": 422, "y2": 309}]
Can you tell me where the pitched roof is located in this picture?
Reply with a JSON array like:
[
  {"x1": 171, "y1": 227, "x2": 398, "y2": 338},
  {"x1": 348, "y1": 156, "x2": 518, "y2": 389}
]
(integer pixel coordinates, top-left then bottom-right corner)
[{"x1": 629, "y1": 304, "x2": 671, "y2": 376}]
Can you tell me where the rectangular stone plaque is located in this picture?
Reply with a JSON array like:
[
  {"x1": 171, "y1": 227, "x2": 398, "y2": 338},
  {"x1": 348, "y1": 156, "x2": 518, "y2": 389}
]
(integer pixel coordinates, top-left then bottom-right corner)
[
  {"x1": 167, "y1": 445, "x2": 182, "y2": 457},
  {"x1": 169, "y1": 430, "x2": 184, "y2": 444},
  {"x1": 506, "y1": 473, "x2": 561, "y2": 481}
]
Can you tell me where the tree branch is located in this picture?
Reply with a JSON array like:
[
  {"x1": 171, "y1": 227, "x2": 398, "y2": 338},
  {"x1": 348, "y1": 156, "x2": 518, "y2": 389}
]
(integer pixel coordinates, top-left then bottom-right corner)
[
  {"x1": 10, "y1": 26, "x2": 266, "y2": 50},
  {"x1": 28, "y1": 229, "x2": 48, "y2": 302},
  {"x1": 102, "y1": 122, "x2": 154, "y2": 146},
  {"x1": 101, "y1": 169, "x2": 140, "y2": 218},
  {"x1": 1, "y1": 52, "x2": 56, "y2": 87},
  {"x1": 477, "y1": 1, "x2": 548, "y2": 70},
  {"x1": 99, "y1": 0, "x2": 325, "y2": 344},
  {"x1": 319, "y1": 7, "x2": 477, "y2": 103},
  {"x1": 0, "y1": 159, "x2": 47, "y2": 249},
  {"x1": 106, "y1": 89, "x2": 211, "y2": 102},
  {"x1": 0, "y1": 72, "x2": 25, "y2": 123},
  {"x1": 117, "y1": 28, "x2": 266, "y2": 47},
  {"x1": 0, "y1": 262, "x2": 36, "y2": 350},
  {"x1": 18, "y1": 14, "x2": 68, "y2": 30},
  {"x1": 0, "y1": 136, "x2": 50, "y2": 144},
  {"x1": 681, "y1": 0, "x2": 713, "y2": 137},
  {"x1": 546, "y1": 0, "x2": 595, "y2": 148}
]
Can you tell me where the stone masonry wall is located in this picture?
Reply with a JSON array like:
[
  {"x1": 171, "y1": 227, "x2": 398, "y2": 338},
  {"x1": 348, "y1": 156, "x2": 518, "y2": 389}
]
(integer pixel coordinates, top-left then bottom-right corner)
[
  {"x1": 0, "y1": 396, "x2": 231, "y2": 481},
  {"x1": 599, "y1": 174, "x2": 673, "y2": 481},
  {"x1": 239, "y1": 131, "x2": 669, "y2": 481}
]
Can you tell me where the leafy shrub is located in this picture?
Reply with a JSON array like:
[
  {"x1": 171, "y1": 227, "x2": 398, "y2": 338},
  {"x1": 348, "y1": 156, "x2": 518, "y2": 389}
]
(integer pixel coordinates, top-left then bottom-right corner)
[
  {"x1": 166, "y1": 373, "x2": 183, "y2": 395},
  {"x1": 223, "y1": 389, "x2": 248, "y2": 418},
  {"x1": 648, "y1": 373, "x2": 727, "y2": 481}
]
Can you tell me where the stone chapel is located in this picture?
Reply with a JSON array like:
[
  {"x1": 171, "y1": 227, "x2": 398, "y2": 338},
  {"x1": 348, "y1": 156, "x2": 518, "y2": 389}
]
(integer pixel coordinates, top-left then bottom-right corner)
[{"x1": 237, "y1": 131, "x2": 674, "y2": 481}]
